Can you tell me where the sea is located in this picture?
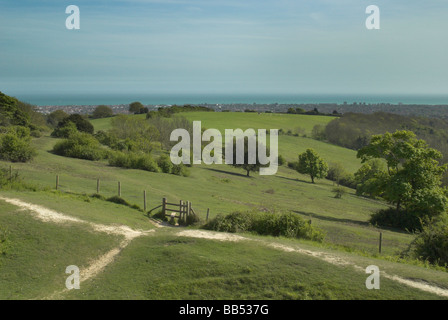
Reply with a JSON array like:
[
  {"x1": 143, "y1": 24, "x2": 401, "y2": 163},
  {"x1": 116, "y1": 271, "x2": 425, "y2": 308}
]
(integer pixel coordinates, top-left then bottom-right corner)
[{"x1": 13, "y1": 93, "x2": 448, "y2": 107}]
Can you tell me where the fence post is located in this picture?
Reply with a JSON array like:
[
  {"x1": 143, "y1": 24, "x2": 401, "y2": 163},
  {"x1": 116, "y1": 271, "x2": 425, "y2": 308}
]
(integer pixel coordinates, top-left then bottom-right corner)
[
  {"x1": 143, "y1": 190, "x2": 147, "y2": 212},
  {"x1": 118, "y1": 181, "x2": 121, "y2": 197},
  {"x1": 379, "y1": 232, "x2": 383, "y2": 254},
  {"x1": 97, "y1": 178, "x2": 100, "y2": 194},
  {"x1": 56, "y1": 175, "x2": 59, "y2": 190},
  {"x1": 180, "y1": 200, "x2": 183, "y2": 221},
  {"x1": 9, "y1": 165, "x2": 12, "y2": 181},
  {"x1": 187, "y1": 201, "x2": 191, "y2": 217},
  {"x1": 206, "y1": 208, "x2": 210, "y2": 222},
  {"x1": 162, "y1": 198, "x2": 167, "y2": 216}
]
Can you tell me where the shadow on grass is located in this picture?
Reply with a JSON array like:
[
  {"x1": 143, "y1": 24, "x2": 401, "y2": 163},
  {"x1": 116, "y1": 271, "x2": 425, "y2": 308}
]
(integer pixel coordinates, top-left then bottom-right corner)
[
  {"x1": 275, "y1": 175, "x2": 314, "y2": 185},
  {"x1": 202, "y1": 167, "x2": 253, "y2": 178},
  {"x1": 293, "y1": 210, "x2": 370, "y2": 228}
]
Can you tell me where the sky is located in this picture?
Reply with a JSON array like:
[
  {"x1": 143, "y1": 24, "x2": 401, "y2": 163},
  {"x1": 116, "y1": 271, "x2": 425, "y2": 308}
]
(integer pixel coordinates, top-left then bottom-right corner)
[{"x1": 1, "y1": 0, "x2": 448, "y2": 96}]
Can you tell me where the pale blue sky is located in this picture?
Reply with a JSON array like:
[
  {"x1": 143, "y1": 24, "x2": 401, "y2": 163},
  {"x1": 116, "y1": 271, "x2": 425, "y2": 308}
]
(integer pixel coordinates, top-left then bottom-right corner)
[{"x1": 1, "y1": 0, "x2": 448, "y2": 96}]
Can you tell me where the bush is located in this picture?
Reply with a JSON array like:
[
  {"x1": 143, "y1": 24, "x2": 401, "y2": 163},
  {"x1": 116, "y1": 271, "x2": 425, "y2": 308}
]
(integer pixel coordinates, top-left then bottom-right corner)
[
  {"x1": 106, "y1": 196, "x2": 131, "y2": 206},
  {"x1": 54, "y1": 114, "x2": 94, "y2": 135},
  {"x1": 332, "y1": 186, "x2": 347, "y2": 199},
  {"x1": 51, "y1": 121, "x2": 78, "y2": 138},
  {"x1": 370, "y1": 208, "x2": 422, "y2": 231},
  {"x1": 152, "y1": 210, "x2": 168, "y2": 222},
  {"x1": 108, "y1": 151, "x2": 160, "y2": 173},
  {"x1": 406, "y1": 220, "x2": 448, "y2": 267},
  {"x1": 203, "y1": 211, "x2": 325, "y2": 242},
  {"x1": 0, "y1": 126, "x2": 36, "y2": 162},
  {"x1": 172, "y1": 163, "x2": 190, "y2": 177},
  {"x1": 157, "y1": 154, "x2": 173, "y2": 173},
  {"x1": 278, "y1": 155, "x2": 286, "y2": 166},
  {"x1": 53, "y1": 132, "x2": 107, "y2": 161}
]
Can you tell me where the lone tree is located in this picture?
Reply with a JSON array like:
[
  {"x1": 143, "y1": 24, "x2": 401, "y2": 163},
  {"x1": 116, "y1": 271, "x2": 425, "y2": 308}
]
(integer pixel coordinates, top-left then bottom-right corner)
[
  {"x1": 92, "y1": 105, "x2": 113, "y2": 119},
  {"x1": 296, "y1": 149, "x2": 328, "y2": 183},
  {"x1": 357, "y1": 130, "x2": 448, "y2": 220},
  {"x1": 228, "y1": 136, "x2": 267, "y2": 177}
]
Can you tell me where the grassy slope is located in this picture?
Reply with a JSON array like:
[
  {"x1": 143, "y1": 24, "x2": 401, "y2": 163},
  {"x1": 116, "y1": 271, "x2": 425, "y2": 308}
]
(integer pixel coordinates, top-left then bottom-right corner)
[{"x1": 0, "y1": 112, "x2": 447, "y2": 299}]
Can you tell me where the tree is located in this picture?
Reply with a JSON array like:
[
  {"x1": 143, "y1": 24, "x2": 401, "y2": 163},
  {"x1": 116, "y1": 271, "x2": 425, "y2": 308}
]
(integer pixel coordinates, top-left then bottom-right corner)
[
  {"x1": 357, "y1": 130, "x2": 448, "y2": 219},
  {"x1": 0, "y1": 126, "x2": 36, "y2": 162},
  {"x1": 296, "y1": 149, "x2": 328, "y2": 183},
  {"x1": 354, "y1": 159, "x2": 386, "y2": 198},
  {"x1": 129, "y1": 102, "x2": 146, "y2": 114},
  {"x1": 92, "y1": 105, "x2": 113, "y2": 119},
  {"x1": 47, "y1": 110, "x2": 69, "y2": 127},
  {"x1": 228, "y1": 136, "x2": 266, "y2": 177},
  {"x1": 327, "y1": 162, "x2": 348, "y2": 186},
  {"x1": 52, "y1": 114, "x2": 94, "y2": 137},
  {"x1": 0, "y1": 91, "x2": 30, "y2": 127}
]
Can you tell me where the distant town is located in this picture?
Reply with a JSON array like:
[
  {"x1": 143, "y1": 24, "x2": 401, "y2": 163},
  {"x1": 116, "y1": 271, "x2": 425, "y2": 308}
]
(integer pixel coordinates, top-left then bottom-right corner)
[{"x1": 34, "y1": 102, "x2": 448, "y2": 119}]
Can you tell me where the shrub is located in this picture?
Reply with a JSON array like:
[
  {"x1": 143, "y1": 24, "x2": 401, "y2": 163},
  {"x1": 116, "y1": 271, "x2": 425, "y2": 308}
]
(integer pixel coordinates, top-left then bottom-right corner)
[
  {"x1": 152, "y1": 210, "x2": 168, "y2": 222},
  {"x1": 51, "y1": 121, "x2": 78, "y2": 138},
  {"x1": 203, "y1": 211, "x2": 325, "y2": 242},
  {"x1": 332, "y1": 186, "x2": 347, "y2": 199},
  {"x1": 108, "y1": 151, "x2": 160, "y2": 173},
  {"x1": 0, "y1": 126, "x2": 36, "y2": 162},
  {"x1": 370, "y1": 208, "x2": 422, "y2": 231},
  {"x1": 107, "y1": 196, "x2": 131, "y2": 206},
  {"x1": 157, "y1": 154, "x2": 173, "y2": 173},
  {"x1": 172, "y1": 163, "x2": 190, "y2": 177},
  {"x1": 53, "y1": 132, "x2": 107, "y2": 161},
  {"x1": 278, "y1": 155, "x2": 286, "y2": 166},
  {"x1": 54, "y1": 114, "x2": 94, "y2": 135},
  {"x1": 406, "y1": 220, "x2": 448, "y2": 267}
]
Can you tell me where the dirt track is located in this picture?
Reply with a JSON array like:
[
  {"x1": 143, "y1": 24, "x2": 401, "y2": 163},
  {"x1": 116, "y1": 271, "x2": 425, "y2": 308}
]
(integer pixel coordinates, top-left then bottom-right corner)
[{"x1": 1, "y1": 196, "x2": 447, "y2": 299}]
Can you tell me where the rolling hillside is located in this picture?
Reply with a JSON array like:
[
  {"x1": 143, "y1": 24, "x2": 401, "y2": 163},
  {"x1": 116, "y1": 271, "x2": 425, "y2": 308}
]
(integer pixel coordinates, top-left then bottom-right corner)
[{"x1": 0, "y1": 111, "x2": 447, "y2": 300}]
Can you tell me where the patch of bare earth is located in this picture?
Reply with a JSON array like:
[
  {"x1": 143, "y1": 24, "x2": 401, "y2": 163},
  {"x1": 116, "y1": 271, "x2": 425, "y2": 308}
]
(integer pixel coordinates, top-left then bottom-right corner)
[{"x1": 0, "y1": 196, "x2": 153, "y2": 299}]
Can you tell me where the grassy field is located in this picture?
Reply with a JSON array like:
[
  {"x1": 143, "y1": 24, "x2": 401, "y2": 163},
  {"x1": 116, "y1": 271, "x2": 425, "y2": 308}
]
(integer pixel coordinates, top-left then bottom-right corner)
[{"x1": 0, "y1": 111, "x2": 447, "y2": 300}]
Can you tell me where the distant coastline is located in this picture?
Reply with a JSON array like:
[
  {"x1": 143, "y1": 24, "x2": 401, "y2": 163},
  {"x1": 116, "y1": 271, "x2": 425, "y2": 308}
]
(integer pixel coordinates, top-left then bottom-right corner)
[{"x1": 13, "y1": 93, "x2": 448, "y2": 107}]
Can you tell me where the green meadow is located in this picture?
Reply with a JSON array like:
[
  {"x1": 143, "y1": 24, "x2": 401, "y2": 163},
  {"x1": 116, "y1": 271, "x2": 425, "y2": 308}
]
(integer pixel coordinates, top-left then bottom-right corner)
[{"x1": 0, "y1": 111, "x2": 447, "y2": 300}]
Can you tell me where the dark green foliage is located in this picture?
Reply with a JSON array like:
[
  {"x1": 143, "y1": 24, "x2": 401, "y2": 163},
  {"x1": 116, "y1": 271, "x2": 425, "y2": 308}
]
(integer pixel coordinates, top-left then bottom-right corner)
[
  {"x1": 406, "y1": 220, "x2": 448, "y2": 267},
  {"x1": 186, "y1": 213, "x2": 201, "y2": 226},
  {"x1": 51, "y1": 121, "x2": 78, "y2": 138},
  {"x1": 108, "y1": 151, "x2": 160, "y2": 173},
  {"x1": 277, "y1": 155, "x2": 286, "y2": 166},
  {"x1": 52, "y1": 114, "x2": 94, "y2": 137},
  {"x1": 0, "y1": 92, "x2": 30, "y2": 127},
  {"x1": 129, "y1": 102, "x2": 146, "y2": 114},
  {"x1": 92, "y1": 105, "x2": 114, "y2": 119},
  {"x1": 152, "y1": 210, "x2": 168, "y2": 222},
  {"x1": 171, "y1": 163, "x2": 190, "y2": 177},
  {"x1": 203, "y1": 211, "x2": 325, "y2": 242},
  {"x1": 90, "y1": 193, "x2": 106, "y2": 201},
  {"x1": 53, "y1": 132, "x2": 108, "y2": 161},
  {"x1": 47, "y1": 110, "x2": 69, "y2": 127},
  {"x1": 287, "y1": 161, "x2": 299, "y2": 171},
  {"x1": 107, "y1": 196, "x2": 130, "y2": 206},
  {"x1": 357, "y1": 130, "x2": 448, "y2": 228},
  {"x1": 370, "y1": 208, "x2": 422, "y2": 231},
  {"x1": 157, "y1": 154, "x2": 173, "y2": 173},
  {"x1": 0, "y1": 126, "x2": 36, "y2": 162}
]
